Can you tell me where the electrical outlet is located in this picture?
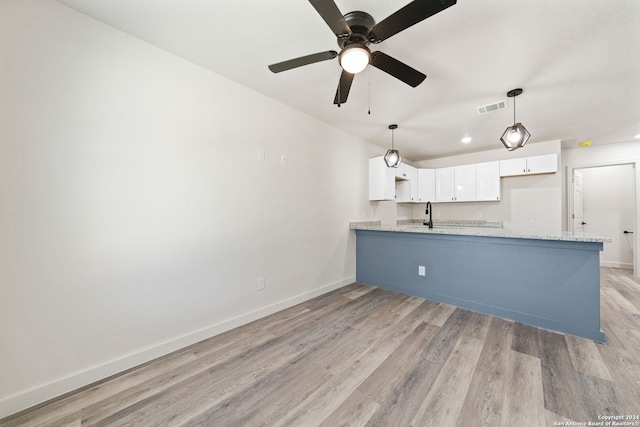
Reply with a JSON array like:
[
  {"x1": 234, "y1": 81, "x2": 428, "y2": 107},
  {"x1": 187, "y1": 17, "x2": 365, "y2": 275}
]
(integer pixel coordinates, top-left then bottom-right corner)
[
  {"x1": 257, "y1": 148, "x2": 265, "y2": 161},
  {"x1": 418, "y1": 265, "x2": 426, "y2": 276},
  {"x1": 477, "y1": 211, "x2": 483, "y2": 219},
  {"x1": 528, "y1": 219, "x2": 535, "y2": 227},
  {"x1": 257, "y1": 277, "x2": 265, "y2": 290}
]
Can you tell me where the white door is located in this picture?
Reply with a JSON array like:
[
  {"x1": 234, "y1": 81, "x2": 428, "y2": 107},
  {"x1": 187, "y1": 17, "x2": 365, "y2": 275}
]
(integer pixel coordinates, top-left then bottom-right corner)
[
  {"x1": 582, "y1": 165, "x2": 635, "y2": 269},
  {"x1": 573, "y1": 169, "x2": 584, "y2": 232}
]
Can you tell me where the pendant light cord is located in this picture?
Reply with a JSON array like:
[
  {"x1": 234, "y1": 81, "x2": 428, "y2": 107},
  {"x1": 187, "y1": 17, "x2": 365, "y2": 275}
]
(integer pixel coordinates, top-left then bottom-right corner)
[
  {"x1": 513, "y1": 94, "x2": 516, "y2": 125},
  {"x1": 391, "y1": 127, "x2": 395, "y2": 150}
]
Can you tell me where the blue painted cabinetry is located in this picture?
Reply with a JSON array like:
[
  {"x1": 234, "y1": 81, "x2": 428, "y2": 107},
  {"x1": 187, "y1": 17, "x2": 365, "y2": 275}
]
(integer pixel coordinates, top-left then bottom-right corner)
[{"x1": 355, "y1": 229, "x2": 604, "y2": 341}]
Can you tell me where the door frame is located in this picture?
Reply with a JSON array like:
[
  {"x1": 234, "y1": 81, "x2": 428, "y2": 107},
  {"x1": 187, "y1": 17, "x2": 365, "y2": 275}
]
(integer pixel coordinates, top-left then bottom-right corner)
[{"x1": 566, "y1": 160, "x2": 639, "y2": 277}]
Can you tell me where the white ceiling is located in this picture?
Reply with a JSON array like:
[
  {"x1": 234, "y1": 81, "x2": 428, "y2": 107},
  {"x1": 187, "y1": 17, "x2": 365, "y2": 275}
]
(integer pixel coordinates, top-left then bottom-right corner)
[{"x1": 55, "y1": 0, "x2": 640, "y2": 161}]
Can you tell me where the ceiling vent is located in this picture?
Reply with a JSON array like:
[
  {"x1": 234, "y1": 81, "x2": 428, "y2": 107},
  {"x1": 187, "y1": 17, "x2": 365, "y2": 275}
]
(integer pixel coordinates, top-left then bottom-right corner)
[{"x1": 477, "y1": 100, "x2": 507, "y2": 115}]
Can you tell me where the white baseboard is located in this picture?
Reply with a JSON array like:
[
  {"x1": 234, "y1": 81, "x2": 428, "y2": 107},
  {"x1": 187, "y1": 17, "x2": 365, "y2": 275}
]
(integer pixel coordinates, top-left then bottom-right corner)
[
  {"x1": 0, "y1": 276, "x2": 354, "y2": 420},
  {"x1": 600, "y1": 261, "x2": 633, "y2": 269}
]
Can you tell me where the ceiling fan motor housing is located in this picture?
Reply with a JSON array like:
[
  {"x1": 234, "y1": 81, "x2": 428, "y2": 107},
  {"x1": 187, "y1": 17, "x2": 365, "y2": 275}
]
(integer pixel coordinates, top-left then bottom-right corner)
[{"x1": 338, "y1": 11, "x2": 375, "y2": 48}]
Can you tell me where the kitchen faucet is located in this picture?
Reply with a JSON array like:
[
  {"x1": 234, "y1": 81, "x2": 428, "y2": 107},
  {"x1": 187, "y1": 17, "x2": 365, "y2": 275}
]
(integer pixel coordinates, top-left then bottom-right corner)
[{"x1": 424, "y1": 201, "x2": 433, "y2": 229}]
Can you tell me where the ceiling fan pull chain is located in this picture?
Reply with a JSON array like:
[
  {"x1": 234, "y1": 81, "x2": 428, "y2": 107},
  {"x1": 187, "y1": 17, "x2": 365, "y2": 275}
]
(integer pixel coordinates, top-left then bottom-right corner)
[{"x1": 368, "y1": 66, "x2": 371, "y2": 115}]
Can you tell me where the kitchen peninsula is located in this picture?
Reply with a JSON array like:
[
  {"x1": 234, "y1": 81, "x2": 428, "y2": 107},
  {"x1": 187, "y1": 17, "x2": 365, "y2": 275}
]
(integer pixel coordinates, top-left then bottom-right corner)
[{"x1": 351, "y1": 221, "x2": 611, "y2": 341}]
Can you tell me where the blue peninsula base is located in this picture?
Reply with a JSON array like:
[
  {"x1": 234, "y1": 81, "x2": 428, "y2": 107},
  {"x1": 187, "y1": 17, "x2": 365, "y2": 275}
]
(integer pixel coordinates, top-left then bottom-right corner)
[{"x1": 355, "y1": 230, "x2": 605, "y2": 342}]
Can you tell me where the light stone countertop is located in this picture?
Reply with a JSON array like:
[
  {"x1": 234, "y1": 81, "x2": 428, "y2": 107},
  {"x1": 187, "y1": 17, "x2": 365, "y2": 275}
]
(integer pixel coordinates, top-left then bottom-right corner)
[{"x1": 349, "y1": 220, "x2": 612, "y2": 243}]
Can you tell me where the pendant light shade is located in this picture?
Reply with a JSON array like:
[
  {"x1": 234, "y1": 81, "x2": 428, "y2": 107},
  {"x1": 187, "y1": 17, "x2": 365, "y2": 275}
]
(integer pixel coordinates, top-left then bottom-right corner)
[
  {"x1": 500, "y1": 88, "x2": 531, "y2": 151},
  {"x1": 384, "y1": 124, "x2": 402, "y2": 168}
]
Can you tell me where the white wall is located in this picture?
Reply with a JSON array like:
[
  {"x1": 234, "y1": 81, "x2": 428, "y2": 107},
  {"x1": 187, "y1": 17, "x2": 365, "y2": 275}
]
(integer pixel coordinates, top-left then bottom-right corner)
[
  {"x1": 0, "y1": 0, "x2": 378, "y2": 417},
  {"x1": 580, "y1": 165, "x2": 634, "y2": 268},
  {"x1": 410, "y1": 140, "x2": 563, "y2": 232}
]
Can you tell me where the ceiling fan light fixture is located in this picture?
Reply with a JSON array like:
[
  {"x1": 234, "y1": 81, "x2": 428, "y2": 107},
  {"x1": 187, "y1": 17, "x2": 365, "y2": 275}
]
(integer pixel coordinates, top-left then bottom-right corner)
[
  {"x1": 339, "y1": 44, "x2": 371, "y2": 74},
  {"x1": 384, "y1": 124, "x2": 402, "y2": 168},
  {"x1": 500, "y1": 88, "x2": 530, "y2": 151}
]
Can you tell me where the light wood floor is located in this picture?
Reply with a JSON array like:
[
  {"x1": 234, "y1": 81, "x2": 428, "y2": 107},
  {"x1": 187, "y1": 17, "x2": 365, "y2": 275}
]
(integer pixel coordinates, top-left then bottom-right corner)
[{"x1": 3, "y1": 267, "x2": 640, "y2": 426}]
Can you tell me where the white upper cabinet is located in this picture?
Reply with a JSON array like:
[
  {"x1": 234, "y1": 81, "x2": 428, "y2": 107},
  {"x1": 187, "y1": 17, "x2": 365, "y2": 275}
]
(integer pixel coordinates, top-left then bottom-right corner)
[
  {"x1": 369, "y1": 158, "x2": 420, "y2": 202},
  {"x1": 396, "y1": 164, "x2": 418, "y2": 203},
  {"x1": 500, "y1": 154, "x2": 558, "y2": 177},
  {"x1": 435, "y1": 167, "x2": 455, "y2": 202},
  {"x1": 417, "y1": 169, "x2": 435, "y2": 203},
  {"x1": 436, "y1": 165, "x2": 475, "y2": 202},
  {"x1": 394, "y1": 163, "x2": 412, "y2": 180},
  {"x1": 453, "y1": 164, "x2": 476, "y2": 201},
  {"x1": 499, "y1": 157, "x2": 527, "y2": 177},
  {"x1": 369, "y1": 157, "x2": 395, "y2": 201},
  {"x1": 527, "y1": 154, "x2": 558, "y2": 174},
  {"x1": 475, "y1": 161, "x2": 501, "y2": 201},
  {"x1": 370, "y1": 153, "x2": 555, "y2": 203}
]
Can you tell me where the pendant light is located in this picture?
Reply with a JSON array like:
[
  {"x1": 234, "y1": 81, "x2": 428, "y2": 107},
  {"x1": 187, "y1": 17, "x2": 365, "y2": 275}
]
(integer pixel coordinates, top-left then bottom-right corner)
[
  {"x1": 384, "y1": 124, "x2": 402, "y2": 168},
  {"x1": 500, "y1": 88, "x2": 531, "y2": 151}
]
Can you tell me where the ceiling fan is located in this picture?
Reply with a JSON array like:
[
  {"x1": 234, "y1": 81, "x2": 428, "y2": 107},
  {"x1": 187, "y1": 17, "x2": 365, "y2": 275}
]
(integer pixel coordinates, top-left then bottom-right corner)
[{"x1": 268, "y1": 0, "x2": 457, "y2": 105}]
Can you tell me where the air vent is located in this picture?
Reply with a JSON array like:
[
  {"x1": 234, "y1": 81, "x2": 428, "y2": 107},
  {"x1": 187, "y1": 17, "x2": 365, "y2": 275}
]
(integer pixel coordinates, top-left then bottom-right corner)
[{"x1": 477, "y1": 100, "x2": 507, "y2": 115}]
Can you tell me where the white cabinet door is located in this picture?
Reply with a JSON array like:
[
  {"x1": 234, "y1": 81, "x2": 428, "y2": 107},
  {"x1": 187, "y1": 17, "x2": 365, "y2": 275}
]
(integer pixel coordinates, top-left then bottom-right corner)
[
  {"x1": 500, "y1": 154, "x2": 558, "y2": 177},
  {"x1": 454, "y1": 164, "x2": 476, "y2": 201},
  {"x1": 435, "y1": 167, "x2": 455, "y2": 202},
  {"x1": 500, "y1": 157, "x2": 527, "y2": 177},
  {"x1": 395, "y1": 164, "x2": 418, "y2": 203},
  {"x1": 417, "y1": 169, "x2": 435, "y2": 203},
  {"x1": 527, "y1": 154, "x2": 558, "y2": 174},
  {"x1": 475, "y1": 161, "x2": 501, "y2": 201},
  {"x1": 369, "y1": 157, "x2": 395, "y2": 201},
  {"x1": 394, "y1": 162, "x2": 411, "y2": 180},
  {"x1": 408, "y1": 165, "x2": 419, "y2": 202}
]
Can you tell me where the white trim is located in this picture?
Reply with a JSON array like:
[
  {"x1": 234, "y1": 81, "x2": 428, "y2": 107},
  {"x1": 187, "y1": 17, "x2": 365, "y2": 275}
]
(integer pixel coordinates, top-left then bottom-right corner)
[
  {"x1": 600, "y1": 261, "x2": 634, "y2": 270},
  {"x1": 0, "y1": 276, "x2": 354, "y2": 419},
  {"x1": 566, "y1": 160, "x2": 639, "y2": 278}
]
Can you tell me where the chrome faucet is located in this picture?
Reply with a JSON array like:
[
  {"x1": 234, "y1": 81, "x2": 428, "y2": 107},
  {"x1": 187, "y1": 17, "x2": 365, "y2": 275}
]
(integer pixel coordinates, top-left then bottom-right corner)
[{"x1": 424, "y1": 201, "x2": 433, "y2": 229}]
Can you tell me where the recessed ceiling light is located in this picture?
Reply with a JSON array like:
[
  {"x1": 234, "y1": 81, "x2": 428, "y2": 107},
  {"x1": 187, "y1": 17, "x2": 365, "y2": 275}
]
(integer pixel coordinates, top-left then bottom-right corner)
[
  {"x1": 461, "y1": 137, "x2": 472, "y2": 144},
  {"x1": 578, "y1": 141, "x2": 593, "y2": 147}
]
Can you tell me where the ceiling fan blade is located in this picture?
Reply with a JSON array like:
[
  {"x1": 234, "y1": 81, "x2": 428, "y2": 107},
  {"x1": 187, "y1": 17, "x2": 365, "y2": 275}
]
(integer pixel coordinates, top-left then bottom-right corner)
[
  {"x1": 308, "y1": 0, "x2": 351, "y2": 37},
  {"x1": 369, "y1": 0, "x2": 456, "y2": 43},
  {"x1": 370, "y1": 51, "x2": 426, "y2": 87},
  {"x1": 333, "y1": 70, "x2": 355, "y2": 105},
  {"x1": 268, "y1": 51, "x2": 338, "y2": 73}
]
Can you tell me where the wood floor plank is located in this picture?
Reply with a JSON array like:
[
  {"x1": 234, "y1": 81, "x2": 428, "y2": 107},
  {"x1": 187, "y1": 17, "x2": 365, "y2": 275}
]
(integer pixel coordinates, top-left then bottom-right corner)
[
  {"x1": 3, "y1": 267, "x2": 640, "y2": 427},
  {"x1": 91, "y1": 342, "x2": 301, "y2": 426},
  {"x1": 500, "y1": 350, "x2": 545, "y2": 427},
  {"x1": 318, "y1": 389, "x2": 380, "y2": 427},
  {"x1": 462, "y1": 310, "x2": 492, "y2": 341},
  {"x1": 565, "y1": 335, "x2": 613, "y2": 381},
  {"x1": 455, "y1": 316, "x2": 514, "y2": 427},
  {"x1": 420, "y1": 300, "x2": 457, "y2": 327},
  {"x1": 365, "y1": 309, "x2": 471, "y2": 426},
  {"x1": 539, "y1": 329, "x2": 589, "y2": 421},
  {"x1": 596, "y1": 345, "x2": 640, "y2": 413},
  {"x1": 412, "y1": 335, "x2": 484, "y2": 426}
]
